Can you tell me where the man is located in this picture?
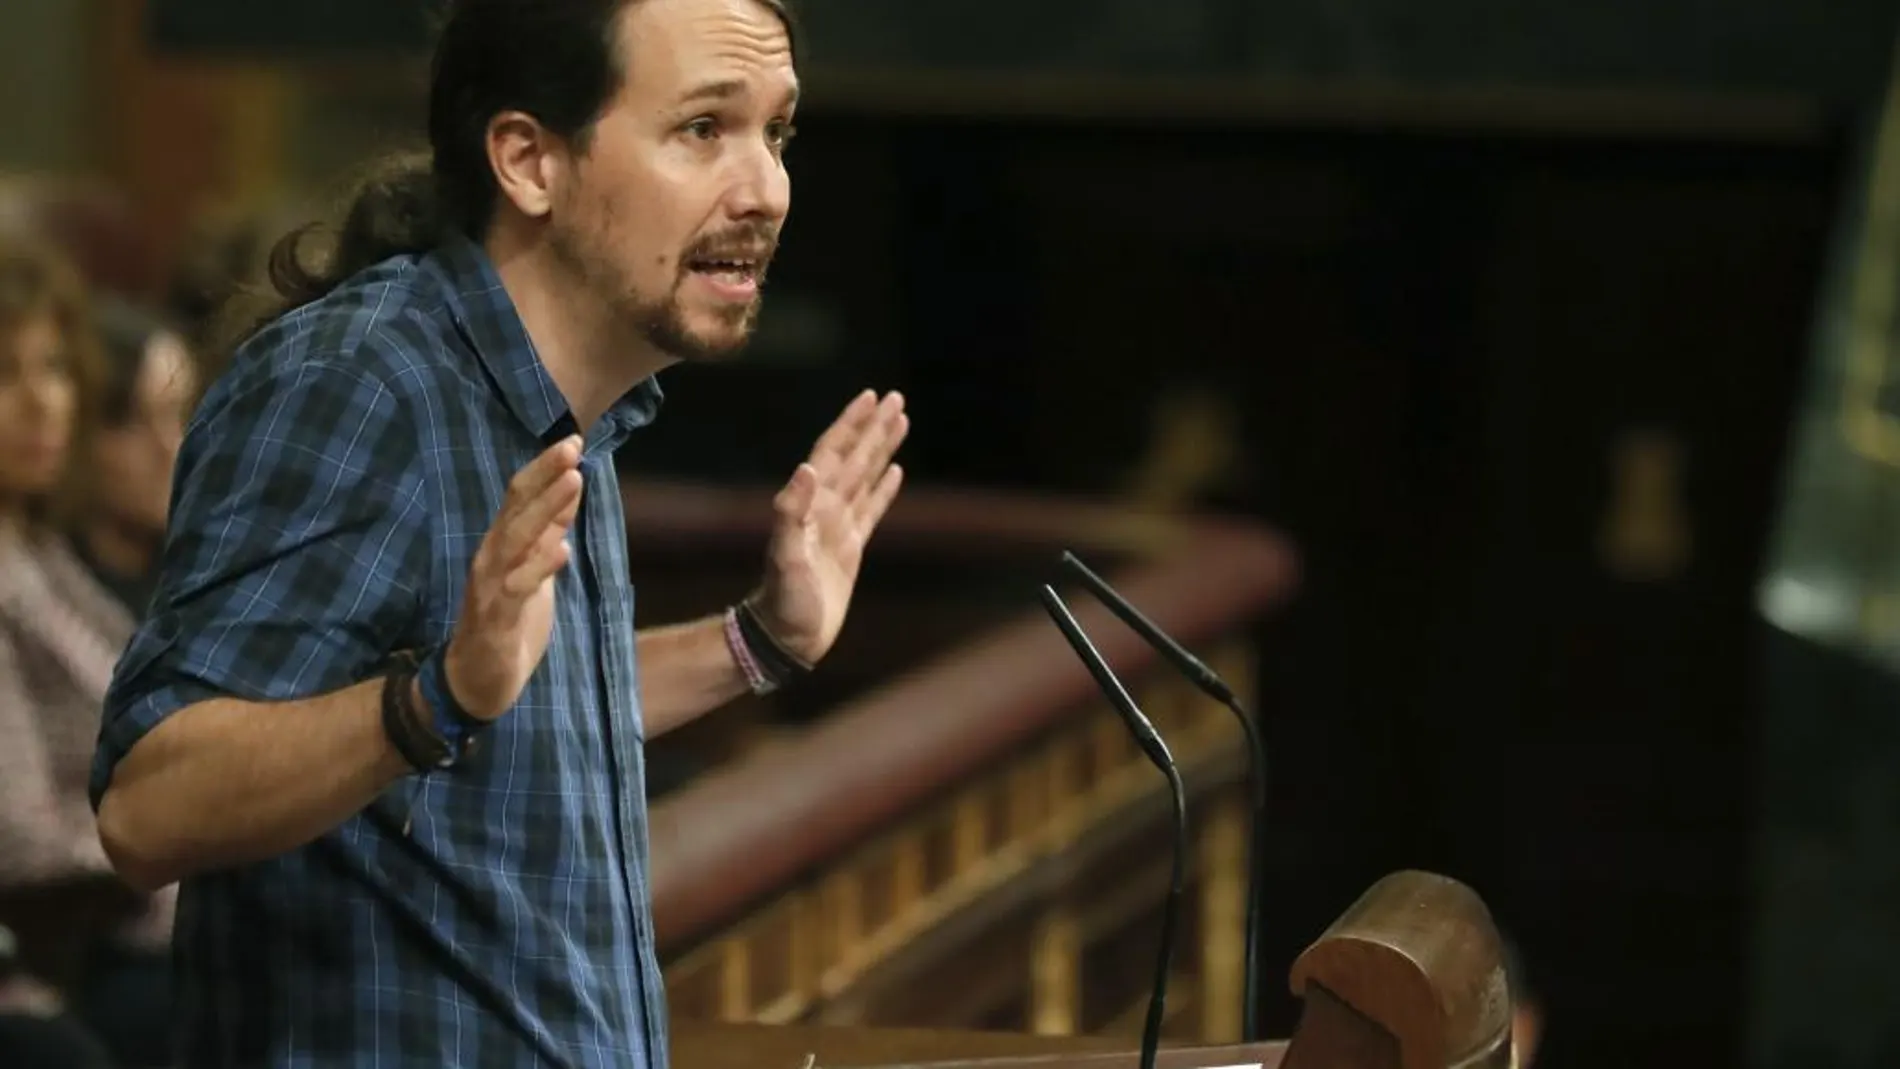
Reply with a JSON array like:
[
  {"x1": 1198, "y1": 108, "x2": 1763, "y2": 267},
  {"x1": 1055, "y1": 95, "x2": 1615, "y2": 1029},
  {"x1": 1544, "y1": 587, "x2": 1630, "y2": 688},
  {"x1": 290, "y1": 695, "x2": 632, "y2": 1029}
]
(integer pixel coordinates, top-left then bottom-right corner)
[{"x1": 87, "y1": 0, "x2": 904, "y2": 1065}]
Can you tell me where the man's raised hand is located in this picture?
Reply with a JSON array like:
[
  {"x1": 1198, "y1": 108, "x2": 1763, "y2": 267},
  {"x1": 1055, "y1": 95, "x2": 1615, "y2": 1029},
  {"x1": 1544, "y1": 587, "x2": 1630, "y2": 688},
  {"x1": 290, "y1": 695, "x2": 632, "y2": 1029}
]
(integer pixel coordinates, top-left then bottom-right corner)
[
  {"x1": 444, "y1": 435, "x2": 585, "y2": 721},
  {"x1": 753, "y1": 390, "x2": 909, "y2": 664}
]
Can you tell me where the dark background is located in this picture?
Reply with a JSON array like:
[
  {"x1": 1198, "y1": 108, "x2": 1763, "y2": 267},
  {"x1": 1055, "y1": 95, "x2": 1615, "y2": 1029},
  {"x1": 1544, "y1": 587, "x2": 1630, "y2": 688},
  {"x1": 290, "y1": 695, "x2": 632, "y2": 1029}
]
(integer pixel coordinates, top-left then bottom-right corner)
[{"x1": 149, "y1": 0, "x2": 1896, "y2": 105}]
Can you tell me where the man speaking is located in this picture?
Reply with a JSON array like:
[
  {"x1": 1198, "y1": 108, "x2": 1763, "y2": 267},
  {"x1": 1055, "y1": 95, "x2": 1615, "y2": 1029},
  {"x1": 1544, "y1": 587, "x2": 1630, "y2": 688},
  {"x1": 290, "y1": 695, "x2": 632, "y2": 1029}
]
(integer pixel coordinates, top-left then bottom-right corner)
[{"x1": 87, "y1": 0, "x2": 903, "y2": 1065}]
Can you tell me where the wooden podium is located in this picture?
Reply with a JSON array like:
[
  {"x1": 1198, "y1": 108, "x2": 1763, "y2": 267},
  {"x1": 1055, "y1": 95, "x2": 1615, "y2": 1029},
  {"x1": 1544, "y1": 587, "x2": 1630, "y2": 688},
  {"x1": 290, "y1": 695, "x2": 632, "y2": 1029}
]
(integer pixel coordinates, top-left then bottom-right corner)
[{"x1": 672, "y1": 870, "x2": 1511, "y2": 1069}]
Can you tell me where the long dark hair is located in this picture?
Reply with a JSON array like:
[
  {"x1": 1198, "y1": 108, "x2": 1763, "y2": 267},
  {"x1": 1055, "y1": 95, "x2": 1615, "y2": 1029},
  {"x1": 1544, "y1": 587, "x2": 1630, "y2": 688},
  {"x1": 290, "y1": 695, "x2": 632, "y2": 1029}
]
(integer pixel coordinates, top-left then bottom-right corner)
[
  {"x1": 224, "y1": 0, "x2": 798, "y2": 353},
  {"x1": 91, "y1": 298, "x2": 188, "y2": 427},
  {"x1": 0, "y1": 235, "x2": 104, "y2": 533}
]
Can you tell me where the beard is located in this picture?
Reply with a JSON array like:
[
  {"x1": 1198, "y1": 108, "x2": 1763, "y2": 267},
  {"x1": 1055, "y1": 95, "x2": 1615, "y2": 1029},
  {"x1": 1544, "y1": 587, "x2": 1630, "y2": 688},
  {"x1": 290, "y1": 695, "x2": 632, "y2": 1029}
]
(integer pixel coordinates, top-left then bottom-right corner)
[{"x1": 547, "y1": 211, "x2": 773, "y2": 365}]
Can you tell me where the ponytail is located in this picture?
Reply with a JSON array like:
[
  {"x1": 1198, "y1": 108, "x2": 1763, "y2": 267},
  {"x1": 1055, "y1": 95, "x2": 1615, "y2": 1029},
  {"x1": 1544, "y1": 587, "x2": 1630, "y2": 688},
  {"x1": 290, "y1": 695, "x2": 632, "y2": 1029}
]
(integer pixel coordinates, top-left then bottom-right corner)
[{"x1": 209, "y1": 151, "x2": 446, "y2": 359}]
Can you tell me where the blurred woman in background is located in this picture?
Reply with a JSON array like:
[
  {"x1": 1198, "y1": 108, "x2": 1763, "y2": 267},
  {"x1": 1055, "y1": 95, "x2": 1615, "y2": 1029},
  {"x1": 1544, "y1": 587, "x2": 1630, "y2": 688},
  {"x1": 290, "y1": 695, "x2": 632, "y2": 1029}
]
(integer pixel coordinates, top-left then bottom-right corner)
[
  {"x1": 0, "y1": 235, "x2": 120, "y2": 1068},
  {"x1": 0, "y1": 236, "x2": 178, "y2": 1068},
  {"x1": 60, "y1": 298, "x2": 197, "y2": 1069},
  {"x1": 63, "y1": 299, "x2": 197, "y2": 616}
]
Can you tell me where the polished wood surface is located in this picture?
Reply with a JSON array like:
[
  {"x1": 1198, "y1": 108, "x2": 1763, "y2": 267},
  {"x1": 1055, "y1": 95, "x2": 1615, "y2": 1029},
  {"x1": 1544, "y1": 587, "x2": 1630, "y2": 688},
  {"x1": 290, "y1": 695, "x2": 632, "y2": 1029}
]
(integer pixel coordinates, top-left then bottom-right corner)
[
  {"x1": 672, "y1": 1021, "x2": 1123, "y2": 1069},
  {"x1": 672, "y1": 870, "x2": 1508, "y2": 1069},
  {"x1": 877, "y1": 1043, "x2": 1287, "y2": 1069},
  {"x1": 673, "y1": 1020, "x2": 1285, "y2": 1069},
  {"x1": 1277, "y1": 988, "x2": 1397, "y2": 1069},
  {"x1": 1285, "y1": 873, "x2": 1511, "y2": 1069}
]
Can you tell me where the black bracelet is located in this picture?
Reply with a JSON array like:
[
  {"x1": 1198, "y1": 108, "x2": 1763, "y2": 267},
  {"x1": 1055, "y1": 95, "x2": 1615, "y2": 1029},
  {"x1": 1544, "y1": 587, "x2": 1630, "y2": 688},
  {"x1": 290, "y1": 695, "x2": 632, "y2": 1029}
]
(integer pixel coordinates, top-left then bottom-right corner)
[
  {"x1": 418, "y1": 646, "x2": 487, "y2": 747},
  {"x1": 734, "y1": 599, "x2": 813, "y2": 686},
  {"x1": 380, "y1": 653, "x2": 454, "y2": 773}
]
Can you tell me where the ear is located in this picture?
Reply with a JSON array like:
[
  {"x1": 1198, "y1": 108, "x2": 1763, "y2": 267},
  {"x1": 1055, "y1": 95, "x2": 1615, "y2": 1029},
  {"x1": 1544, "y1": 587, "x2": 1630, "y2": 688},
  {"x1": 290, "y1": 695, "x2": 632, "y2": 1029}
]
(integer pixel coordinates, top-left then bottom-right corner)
[{"x1": 485, "y1": 110, "x2": 563, "y2": 221}]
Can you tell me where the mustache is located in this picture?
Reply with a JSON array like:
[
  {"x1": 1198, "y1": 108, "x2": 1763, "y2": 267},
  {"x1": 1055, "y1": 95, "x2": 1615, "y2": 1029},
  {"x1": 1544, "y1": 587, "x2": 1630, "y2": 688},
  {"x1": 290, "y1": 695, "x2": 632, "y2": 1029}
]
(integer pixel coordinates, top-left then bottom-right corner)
[{"x1": 684, "y1": 223, "x2": 780, "y2": 263}]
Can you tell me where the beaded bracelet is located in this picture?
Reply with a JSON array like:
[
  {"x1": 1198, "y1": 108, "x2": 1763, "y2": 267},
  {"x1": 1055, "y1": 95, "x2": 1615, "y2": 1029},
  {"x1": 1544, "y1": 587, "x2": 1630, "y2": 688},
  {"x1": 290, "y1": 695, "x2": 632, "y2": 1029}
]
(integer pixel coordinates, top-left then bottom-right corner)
[
  {"x1": 724, "y1": 606, "x2": 777, "y2": 695},
  {"x1": 725, "y1": 599, "x2": 813, "y2": 694}
]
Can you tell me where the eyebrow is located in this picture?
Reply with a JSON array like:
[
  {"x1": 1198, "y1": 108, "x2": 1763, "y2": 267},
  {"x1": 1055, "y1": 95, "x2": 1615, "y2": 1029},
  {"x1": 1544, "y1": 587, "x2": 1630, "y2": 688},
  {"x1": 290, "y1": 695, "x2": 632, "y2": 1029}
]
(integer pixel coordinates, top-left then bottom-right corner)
[{"x1": 679, "y1": 78, "x2": 800, "y2": 108}]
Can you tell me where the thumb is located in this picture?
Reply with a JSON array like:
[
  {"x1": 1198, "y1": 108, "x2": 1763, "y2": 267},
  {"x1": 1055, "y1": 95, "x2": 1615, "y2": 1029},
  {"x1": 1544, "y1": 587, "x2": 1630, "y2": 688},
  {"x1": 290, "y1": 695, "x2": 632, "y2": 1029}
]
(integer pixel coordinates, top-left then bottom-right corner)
[{"x1": 775, "y1": 463, "x2": 820, "y2": 524}]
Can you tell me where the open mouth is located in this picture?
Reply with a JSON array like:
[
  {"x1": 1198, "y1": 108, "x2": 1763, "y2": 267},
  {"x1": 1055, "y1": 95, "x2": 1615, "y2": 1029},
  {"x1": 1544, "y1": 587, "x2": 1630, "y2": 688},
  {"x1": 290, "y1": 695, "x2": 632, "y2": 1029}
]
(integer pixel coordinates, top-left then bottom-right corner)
[{"x1": 685, "y1": 254, "x2": 765, "y2": 288}]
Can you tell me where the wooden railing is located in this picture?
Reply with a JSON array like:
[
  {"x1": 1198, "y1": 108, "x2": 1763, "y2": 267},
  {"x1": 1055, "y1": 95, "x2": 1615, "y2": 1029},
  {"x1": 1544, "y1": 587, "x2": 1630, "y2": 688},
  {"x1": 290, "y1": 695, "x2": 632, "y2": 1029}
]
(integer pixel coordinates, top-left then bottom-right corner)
[{"x1": 621, "y1": 479, "x2": 1298, "y2": 1039}]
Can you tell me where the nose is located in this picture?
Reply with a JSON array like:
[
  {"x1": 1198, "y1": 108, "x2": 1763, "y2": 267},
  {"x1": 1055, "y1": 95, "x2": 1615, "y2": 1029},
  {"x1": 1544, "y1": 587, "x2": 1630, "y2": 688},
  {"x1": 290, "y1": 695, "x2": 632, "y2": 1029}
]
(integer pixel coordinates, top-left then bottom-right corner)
[
  {"x1": 20, "y1": 368, "x2": 61, "y2": 419},
  {"x1": 723, "y1": 138, "x2": 792, "y2": 224}
]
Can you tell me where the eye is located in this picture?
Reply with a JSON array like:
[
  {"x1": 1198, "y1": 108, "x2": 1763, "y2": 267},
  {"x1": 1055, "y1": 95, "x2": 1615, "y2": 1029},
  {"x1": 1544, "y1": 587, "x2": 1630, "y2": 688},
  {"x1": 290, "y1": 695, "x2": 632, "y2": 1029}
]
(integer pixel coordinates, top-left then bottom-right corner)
[
  {"x1": 684, "y1": 117, "x2": 719, "y2": 141},
  {"x1": 25, "y1": 347, "x2": 71, "y2": 382},
  {"x1": 767, "y1": 120, "x2": 799, "y2": 151}
]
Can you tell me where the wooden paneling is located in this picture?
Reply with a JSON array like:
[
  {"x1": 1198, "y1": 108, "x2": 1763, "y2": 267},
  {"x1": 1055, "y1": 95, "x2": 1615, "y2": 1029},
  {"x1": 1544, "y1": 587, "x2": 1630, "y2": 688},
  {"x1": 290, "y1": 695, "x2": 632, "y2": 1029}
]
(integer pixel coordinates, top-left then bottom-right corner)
[
  {"x1": 96, "y1": 0, "x2": 293, "y2": 282},
  {"x1": 661, "y1": 643, "x2": 1251, "y2": 1033}
]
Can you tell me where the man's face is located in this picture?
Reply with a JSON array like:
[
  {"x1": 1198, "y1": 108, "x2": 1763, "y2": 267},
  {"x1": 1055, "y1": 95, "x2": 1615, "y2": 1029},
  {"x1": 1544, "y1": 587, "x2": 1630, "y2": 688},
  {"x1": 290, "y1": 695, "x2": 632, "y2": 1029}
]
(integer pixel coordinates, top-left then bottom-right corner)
[{"x1": 550, "y1": 0, "x2": 797, "y2": 363}]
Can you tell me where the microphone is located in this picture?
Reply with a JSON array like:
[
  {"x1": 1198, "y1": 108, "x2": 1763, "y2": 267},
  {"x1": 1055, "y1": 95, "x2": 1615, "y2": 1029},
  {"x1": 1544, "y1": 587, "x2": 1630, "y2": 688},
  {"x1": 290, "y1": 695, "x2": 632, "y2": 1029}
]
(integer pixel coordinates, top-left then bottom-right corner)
[
  {"x1": 1039, "y1": 584, "x2": 1186, "y2": 1069},
  {"x1": 1058, "y1": 550, "x2": 1268, "y2": 1044}
]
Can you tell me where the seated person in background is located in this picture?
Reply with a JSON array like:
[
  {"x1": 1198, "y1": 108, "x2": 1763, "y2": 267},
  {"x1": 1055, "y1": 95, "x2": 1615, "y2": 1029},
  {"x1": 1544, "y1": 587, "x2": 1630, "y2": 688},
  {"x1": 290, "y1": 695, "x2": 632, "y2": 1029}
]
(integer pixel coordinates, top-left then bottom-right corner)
[
  {"x1": 63, "y1": 299, "x2": 198, "y2": 615},
  {"x1": 0, "y1": 921, "x2": 111, "y2": 1069},
  {"x1": 162, "y1": 197, "x2": 307, "y2": 371},
  {"x1": 0, "y1": 238, "x2": 173, "y2": 1068}
]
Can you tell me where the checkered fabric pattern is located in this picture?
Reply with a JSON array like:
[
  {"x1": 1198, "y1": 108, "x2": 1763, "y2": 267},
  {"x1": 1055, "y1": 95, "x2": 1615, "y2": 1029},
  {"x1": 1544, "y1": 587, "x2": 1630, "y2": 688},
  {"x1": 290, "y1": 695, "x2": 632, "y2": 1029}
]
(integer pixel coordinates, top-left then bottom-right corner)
[{"x1": 91, "y1": 236, "x2": 670, "y2": 1069}]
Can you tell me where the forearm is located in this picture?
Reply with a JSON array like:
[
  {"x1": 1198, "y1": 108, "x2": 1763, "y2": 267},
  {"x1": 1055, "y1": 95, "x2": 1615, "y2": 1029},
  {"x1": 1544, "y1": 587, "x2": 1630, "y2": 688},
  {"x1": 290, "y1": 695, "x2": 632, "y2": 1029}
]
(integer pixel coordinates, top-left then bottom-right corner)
[
  {"x1": 636, "y1": 614, "x2": 750, "y2": 736},
  {"x1": 95, "y1": 679, "x2": 413, "y2": 891}
]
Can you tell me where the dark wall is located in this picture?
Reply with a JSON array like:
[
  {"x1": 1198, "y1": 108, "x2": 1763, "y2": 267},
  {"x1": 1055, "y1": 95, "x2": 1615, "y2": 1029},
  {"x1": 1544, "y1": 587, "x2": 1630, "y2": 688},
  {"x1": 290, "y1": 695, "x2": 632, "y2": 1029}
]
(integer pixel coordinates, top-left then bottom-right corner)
[
  {"x1": 149, "y1": 0, "x2": 1900, "y2": 101},
  {"x1": 794, "y1": 0, "x2": 1899, "y2": 101}
]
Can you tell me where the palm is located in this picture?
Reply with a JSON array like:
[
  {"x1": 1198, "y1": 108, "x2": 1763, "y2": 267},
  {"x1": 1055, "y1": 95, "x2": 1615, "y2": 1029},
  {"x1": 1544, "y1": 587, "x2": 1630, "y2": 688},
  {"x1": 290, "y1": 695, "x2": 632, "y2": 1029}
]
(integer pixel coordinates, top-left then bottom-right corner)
[
  {"x1": 756, "y1": 391, "x2": 909, "y2": 663},
  {"x1": 520, "y1": 581, "x2": 557, "y2": 681}
]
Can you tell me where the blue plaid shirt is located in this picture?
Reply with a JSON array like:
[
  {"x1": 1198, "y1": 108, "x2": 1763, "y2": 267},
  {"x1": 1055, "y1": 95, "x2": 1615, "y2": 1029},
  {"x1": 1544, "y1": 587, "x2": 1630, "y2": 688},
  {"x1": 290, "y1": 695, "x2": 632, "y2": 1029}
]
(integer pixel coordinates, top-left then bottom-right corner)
[{"x1": 91, "y1": 237, "x2": 671, "y2": 1069}]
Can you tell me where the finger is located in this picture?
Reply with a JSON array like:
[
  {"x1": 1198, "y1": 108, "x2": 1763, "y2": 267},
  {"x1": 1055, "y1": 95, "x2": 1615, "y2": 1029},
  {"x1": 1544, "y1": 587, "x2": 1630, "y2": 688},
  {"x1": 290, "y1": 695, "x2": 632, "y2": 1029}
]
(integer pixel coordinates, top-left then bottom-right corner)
[
  {"x1": 806, "y1": 390, "x2": 879, "y2": 478},
  {"x1": 489, "y1": 467, "x2": 583, "y2": 571},
  {"x1": 854, "y1": 462, "x2": 904, "y2": 533},
  {"x1": 502, "y1": 436, "x2": 584, "y2": 514},
  {"x1": 501, "y1": 527, "x2": 572, "y2": 598},
  {"x1": 773, "y1": 462, "x2": 821, "y2": 525},
  {"x1": 837, "y1": 395, "x2": 907, "y2": 502}
]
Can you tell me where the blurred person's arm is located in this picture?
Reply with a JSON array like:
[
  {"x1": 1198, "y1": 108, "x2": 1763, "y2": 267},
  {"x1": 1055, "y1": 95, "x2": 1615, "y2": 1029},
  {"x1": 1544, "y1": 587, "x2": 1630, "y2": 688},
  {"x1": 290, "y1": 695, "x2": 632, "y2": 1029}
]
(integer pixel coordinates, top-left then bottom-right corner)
[
  {"x1": 0, "y1": 638, "x2": 109, "y2": 884},
  {"x1": 0, "y1": 637, "x2": 140, "y2": 989}
]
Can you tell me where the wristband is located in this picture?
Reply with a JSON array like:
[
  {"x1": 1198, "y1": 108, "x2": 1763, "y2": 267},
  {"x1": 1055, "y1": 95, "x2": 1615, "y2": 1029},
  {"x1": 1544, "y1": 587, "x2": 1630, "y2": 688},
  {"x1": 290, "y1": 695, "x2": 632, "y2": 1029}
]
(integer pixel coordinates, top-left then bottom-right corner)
[
  {"x1": 418, "y1": 646, "x2": 487, "y2": 749},
  {"x1": 734, "y1": 599, "x2": 813, "y2": 687},
  {"x1": 380, "y1": 653, "x2": 453, "y2": 774},
  {"x1": 724, "y1": 606, "x2": 779, "y2": 695}
]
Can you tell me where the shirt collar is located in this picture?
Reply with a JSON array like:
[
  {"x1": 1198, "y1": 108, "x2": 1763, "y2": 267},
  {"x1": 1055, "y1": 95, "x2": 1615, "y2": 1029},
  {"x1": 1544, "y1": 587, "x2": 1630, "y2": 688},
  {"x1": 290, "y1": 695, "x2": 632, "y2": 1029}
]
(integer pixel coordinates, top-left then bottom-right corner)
[{"x1": 425, "y1": 235, "x2": 664, "y2": 452}]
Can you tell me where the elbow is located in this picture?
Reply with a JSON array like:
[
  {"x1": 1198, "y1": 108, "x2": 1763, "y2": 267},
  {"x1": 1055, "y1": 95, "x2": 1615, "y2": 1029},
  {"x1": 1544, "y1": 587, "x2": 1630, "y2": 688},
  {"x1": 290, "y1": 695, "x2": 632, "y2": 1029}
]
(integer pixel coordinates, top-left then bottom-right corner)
[{"x1": 96, "y1": 784, "x2": 186, "y2": 892}]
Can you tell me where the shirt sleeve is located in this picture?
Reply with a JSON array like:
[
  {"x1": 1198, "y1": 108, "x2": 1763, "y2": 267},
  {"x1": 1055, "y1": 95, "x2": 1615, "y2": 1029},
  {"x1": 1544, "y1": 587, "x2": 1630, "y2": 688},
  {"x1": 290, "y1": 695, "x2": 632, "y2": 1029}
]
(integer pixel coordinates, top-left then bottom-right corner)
[{"x1": 90, "y1": 356, "x2": 431, "y2": 810}]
